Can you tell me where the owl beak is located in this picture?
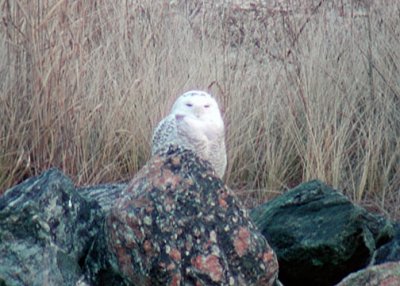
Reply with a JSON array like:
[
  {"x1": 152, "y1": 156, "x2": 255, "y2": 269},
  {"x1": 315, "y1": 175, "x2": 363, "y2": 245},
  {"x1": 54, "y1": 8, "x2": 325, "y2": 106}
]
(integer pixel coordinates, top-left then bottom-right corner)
[
  {"x1": 175, "y1": 114, "x2": 185, "y2": 121},
  {"x1": 193, "y1": 106, "x2": 203, "y2": 117}
]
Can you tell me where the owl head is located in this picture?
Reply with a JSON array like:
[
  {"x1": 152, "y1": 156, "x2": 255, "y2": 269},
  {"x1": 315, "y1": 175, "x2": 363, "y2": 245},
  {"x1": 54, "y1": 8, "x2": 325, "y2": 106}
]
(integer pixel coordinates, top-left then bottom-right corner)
[{"x1": 171, "y1": 90, "x2": 223, "y2": 122}]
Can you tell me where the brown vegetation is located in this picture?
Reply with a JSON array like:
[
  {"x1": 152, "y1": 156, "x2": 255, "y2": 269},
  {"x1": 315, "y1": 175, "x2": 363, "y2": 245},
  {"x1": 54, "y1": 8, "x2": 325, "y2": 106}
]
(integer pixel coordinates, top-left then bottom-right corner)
[{"x1": 1, "y1": 0, "x2": 399, "y2": 218}]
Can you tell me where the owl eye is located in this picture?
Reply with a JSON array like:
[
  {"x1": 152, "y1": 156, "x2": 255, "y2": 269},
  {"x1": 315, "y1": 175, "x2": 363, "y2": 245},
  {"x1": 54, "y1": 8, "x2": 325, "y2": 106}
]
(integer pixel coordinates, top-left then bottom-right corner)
[
  {"x1": 204, "y1": 104, "x2": 210, "y2": 108},
  {"x1": 186, "y1": 103, "x2": 193, "y2": 107}
]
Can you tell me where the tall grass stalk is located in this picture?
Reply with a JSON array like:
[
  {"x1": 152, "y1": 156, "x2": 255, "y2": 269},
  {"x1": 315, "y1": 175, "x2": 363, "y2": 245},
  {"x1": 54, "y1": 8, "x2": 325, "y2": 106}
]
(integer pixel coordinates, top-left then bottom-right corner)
[{"x1": 1, "y1": 0, "x2": 399, "y2": 218}]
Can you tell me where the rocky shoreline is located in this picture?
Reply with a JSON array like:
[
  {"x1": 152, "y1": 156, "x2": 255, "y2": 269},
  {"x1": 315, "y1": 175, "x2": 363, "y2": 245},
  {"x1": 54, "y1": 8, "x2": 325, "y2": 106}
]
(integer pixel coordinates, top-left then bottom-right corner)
[{"x1": 1, "y1": 147, "x2": 399, "y2": 285}]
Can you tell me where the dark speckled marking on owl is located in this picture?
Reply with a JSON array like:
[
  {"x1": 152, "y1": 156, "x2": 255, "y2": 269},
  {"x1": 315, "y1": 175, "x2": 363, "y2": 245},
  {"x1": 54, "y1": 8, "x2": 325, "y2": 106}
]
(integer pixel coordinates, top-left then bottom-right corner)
[
  {"x1": 152, "y1": 119, "x2": 176, "y2": 149},
  {"x1": 105, "y1": 145, "x2": 279, "y2": 285}
]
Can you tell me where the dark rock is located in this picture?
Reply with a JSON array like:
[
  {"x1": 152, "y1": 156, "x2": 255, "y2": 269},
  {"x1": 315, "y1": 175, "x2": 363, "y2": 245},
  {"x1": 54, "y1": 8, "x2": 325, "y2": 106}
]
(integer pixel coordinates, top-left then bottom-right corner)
[
  {"x1": 374, "y1": 223, "x2": 400, "y2": 265},
  {"x1": 250, "y1": 180, "x2": 394, "y2": 286},
  {"x1": 78, "y1": 182, "x2": 128, "y2": 212},
  {"x1": 336, "y1": 261, "x2": 400, "y2": 286},
  {"x1": 85, "y1": 146, "x2": 279, "y2": 285},
  {"x1": 0, "y1": 168, "x2": 102, "y2": 286}
]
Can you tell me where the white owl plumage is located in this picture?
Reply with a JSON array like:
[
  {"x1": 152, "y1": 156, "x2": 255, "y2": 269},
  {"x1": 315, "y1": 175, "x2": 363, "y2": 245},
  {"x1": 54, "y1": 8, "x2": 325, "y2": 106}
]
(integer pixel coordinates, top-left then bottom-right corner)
[{"x1": 151, "y1": 90, "x2": 227, "y2": 178}]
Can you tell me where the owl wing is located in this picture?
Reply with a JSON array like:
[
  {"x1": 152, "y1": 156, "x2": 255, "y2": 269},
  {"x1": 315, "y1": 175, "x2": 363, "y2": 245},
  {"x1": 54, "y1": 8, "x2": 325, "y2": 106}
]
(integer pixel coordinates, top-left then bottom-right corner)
[{"x1": 151, "y1": 115, "x2": 177, "y2": 155}]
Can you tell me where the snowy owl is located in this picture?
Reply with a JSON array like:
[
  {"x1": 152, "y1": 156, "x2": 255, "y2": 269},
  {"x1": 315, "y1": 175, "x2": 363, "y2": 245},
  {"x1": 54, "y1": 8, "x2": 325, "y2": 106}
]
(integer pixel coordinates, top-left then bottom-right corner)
[{"x1": 152, "y1": 90, "x2": 227, "y2": 178}]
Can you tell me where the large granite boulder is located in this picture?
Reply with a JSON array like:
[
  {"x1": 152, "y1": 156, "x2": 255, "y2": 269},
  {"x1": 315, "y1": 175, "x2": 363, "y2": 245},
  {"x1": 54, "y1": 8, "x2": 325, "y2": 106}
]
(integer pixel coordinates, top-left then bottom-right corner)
[
  {"x1": 336, "y1": 262, "x2": 400, "y2": 286},
  {"x1": 0, "y1": 169, "x2": 102, "y2": 286},
  {"x1": 250, "y1": 180, "x2": 394, "y2": 286},
  {"x1": 85, "y1": 146, "x2": 279, "y2": 285}
]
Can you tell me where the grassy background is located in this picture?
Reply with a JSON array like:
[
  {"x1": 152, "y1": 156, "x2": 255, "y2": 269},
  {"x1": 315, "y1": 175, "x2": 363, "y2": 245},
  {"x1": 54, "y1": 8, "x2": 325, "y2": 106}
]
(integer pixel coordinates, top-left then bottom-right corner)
[{"x1": 1, "y1": 0, "x2": 399, "y2": 218}]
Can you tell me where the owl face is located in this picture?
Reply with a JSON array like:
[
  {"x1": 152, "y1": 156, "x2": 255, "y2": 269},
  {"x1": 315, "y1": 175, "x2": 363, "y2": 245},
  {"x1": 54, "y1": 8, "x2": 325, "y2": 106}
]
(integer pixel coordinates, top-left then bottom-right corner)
[{"x1": 171, "y1": 90, "x2": 222, "y2": 122}]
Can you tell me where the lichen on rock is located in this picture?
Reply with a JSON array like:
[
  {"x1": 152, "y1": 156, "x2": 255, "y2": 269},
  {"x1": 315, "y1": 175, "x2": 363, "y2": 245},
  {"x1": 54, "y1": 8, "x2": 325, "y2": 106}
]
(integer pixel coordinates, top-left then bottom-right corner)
[
  {"x1": 0, "y1": 168, "x2": 102, "y2": 286},
  {"x1": 250, "y1": 180, "x2": 394, "y2": 286},
  {"x1": 100, "y1": 145, "x2": 278, "y2": 285}
]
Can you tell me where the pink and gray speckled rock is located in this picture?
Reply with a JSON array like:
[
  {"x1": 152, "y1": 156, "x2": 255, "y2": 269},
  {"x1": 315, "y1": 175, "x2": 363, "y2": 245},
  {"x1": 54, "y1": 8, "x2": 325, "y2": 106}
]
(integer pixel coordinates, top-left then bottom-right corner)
[
  {"x1": 336, "y1": 262, "x2": 400, "y2": 286},
  {"x1": 105, "y1": 145, "x2": 279, "y2": 286}
]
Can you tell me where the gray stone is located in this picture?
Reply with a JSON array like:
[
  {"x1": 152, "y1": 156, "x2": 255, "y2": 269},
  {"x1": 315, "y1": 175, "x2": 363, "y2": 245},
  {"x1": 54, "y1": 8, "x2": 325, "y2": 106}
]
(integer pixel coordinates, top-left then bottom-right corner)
[
  {"x1": 85, "y1": 145, "x2": 279, "y2": 286},
  {"x1": 336, "y1": 261, "x2": 400, "y2": 286},
  {"x1": 374, "y1": 223, "x2": 400, "y2": 265},
  {"x1": 0, "y1": 168, "x2": 102, "y2": 286},
  {"x1": 6, "y1": 164, "x2": 395, "y2": 285},
  {"x1": 250, "y1": 180, "x2": 394, "y2": 286},
  {"x1": 78, "y1": 182, "x2": 128, "y2": 212}
]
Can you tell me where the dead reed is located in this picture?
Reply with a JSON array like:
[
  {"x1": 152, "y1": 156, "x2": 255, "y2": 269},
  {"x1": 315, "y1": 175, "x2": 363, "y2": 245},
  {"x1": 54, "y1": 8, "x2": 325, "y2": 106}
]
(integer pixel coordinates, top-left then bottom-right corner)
[{"x1": 1, "y1": 0, "x2": 399, "y2": 218}]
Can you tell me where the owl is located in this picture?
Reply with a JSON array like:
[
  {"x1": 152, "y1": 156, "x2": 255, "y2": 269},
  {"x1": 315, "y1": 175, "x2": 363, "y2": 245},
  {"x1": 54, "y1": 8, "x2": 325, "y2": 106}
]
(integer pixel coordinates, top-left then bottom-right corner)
[{"x1": 151, "y1": 90, "x2": 227, "y2": 178}]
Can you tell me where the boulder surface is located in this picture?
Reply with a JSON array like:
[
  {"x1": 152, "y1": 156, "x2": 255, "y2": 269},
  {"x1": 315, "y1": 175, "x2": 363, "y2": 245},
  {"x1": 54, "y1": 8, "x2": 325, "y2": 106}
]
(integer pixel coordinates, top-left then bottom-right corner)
[
  {"x1": 374, "y1": 223, "x2": 400, "y2": 265},
  {"x1": 0, "y1": 169, "x2": 102, "y2": 286},
  {"x1": 250, "y1": 180, "x2": 394, "y2": 286},
  {"x1": 79, "y1": 182, "x2": 127, "y2": 212},
  {"x1": 86, "y1": 146, "x2": 279, "y2": 285},
  {"x1": 336, "y1": 262, "x2": 400, "y2": 286}
]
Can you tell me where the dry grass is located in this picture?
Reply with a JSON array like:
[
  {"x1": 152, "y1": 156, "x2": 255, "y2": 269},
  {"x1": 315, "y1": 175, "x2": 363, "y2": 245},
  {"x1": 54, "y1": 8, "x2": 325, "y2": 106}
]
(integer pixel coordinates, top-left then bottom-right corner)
[{"x1": 1, "y1": 0, "x2": 399, "y2": 218}]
